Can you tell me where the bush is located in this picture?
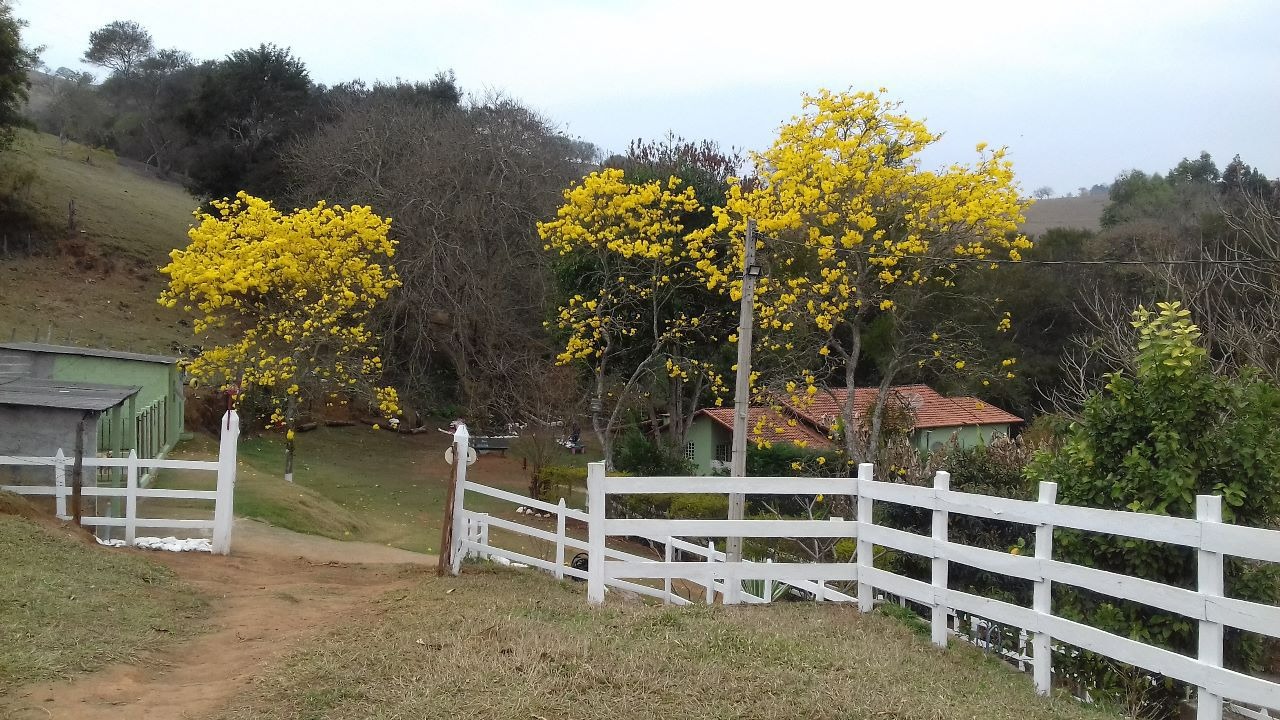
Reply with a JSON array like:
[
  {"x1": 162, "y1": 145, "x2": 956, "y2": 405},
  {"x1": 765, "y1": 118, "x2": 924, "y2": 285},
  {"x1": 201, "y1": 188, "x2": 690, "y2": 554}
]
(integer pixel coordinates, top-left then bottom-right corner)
[
  {"x1": 534, "y1": 465, "x2": 586, "y2": 502},
  {"x1": 613, "y1": 429, "x2": 694, "y2": 476},
  {"x1": 1027, "y1": 303, "x2": 1280, "y2": 718},
  {"x1": 669, "y1": 494, "x2": 728, "y2": 519}
]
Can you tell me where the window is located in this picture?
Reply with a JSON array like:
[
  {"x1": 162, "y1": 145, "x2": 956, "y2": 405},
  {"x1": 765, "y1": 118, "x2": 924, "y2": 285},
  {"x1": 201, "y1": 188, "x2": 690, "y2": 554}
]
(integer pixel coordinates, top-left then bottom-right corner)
[
  {"x1": 685, "y1": 442, "x2": 696, "y2": 461},
  {"x1": 714, "y1": 443, "x2": 731, "y2": 463}
]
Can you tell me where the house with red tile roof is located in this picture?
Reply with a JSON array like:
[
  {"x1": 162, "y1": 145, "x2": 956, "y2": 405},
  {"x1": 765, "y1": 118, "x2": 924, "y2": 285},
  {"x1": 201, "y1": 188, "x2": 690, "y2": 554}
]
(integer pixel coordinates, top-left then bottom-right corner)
[{"x1": 685, "y1": 384, "x2": 1022, "y2": 474}]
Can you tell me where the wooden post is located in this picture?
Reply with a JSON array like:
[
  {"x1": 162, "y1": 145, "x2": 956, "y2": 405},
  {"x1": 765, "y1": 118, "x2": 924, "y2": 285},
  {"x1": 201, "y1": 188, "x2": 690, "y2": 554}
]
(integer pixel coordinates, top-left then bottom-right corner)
[
  {"x1": 1196, "y1": 495, "x2": 1225, "y2": 720},
  {"x1": 211, "y1": 410, "x2": 239, "y2": 555},
  {"x1": 53, "y1": 449, "x2": 67, "y2": 519},
  {"x1": 663, "y1": 538, "x2": 674, "y2": 604},
  {"x1": 71, "y1": 414, "x2": 86, "y2": 527},
  {"x1": 931, "y1": 470, "x2": 951, "y2": 648},
  {"x1": 554, "y1": 498, "x2": 566, "y2": 580},
  {"x1": 438, "y1": 423, "x2": 470, "y2": 576},
  {"x1": 856, "y1": 463, "x2": 875, "y2": 612},
  {"x1": 586, "y1": 461, "x2": 606, "y2": 605},
  {"x1": 1032, "y1": 481, "x2": 1058, "y2": 696},
  {"x1": 124, "y1": 450, "x2": 138, "y2": 544}
]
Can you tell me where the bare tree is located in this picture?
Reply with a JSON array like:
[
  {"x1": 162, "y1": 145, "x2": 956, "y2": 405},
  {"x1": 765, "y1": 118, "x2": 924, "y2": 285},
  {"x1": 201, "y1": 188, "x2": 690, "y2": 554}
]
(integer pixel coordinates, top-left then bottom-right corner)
[{"x1": 286, "y1": 89, "x2": 594, "y2": 426}]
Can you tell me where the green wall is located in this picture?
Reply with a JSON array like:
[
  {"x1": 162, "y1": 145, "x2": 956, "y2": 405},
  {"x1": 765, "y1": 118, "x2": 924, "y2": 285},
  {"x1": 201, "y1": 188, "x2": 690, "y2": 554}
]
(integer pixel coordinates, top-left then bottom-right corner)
[
  {"x1": 687, "y1": 416, "x2": 733, "y2": 475},
  {"x1": 48, "y1": 356, "x2": 183, "y2": 456},
  {"x1": 913, "y1": 424, "x2": 1011, "y2": 454}
]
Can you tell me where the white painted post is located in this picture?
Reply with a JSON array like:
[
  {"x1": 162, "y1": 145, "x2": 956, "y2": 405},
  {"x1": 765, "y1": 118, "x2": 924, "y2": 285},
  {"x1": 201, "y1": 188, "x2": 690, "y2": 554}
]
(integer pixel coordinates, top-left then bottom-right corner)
[
  {"x1": 663, "y1": 537, "x2": 674, "y2": 604},
  {"x1": 448, "y1": 424, "x2": 470, "y2": 576},
  {"x1": 555, "y1": 498, "x2": 566, "y2": 580},
  {"x1": 705, "y1": 540, "x2": 716, "y2": 605},
  {"x1": 211, "y1": 410, "x2": 239, "y2": 555},
  {"x1": 764, "y1": 558, "x2": 775, "y2": 603},
  {"x1": 586, "y1": 462, "x2": 606, "y2": 605},
  {"x1": 1032, "y1": 480, "x2": 1058, "y2": 696},
  {"x1": 124, "y1": 450, "x2": 138, "y2": 544},
  {"x1": 856, "y1": 463, "x2": 875, "y2": 612},
  {"x1": 931, "y1": 470, "x2": 951, "y2": 648},
  {"x1": 1196, "y1": 495, "x2": 1225, "y2": 720},
  {"x1": 478, "y1": 516, "x2": 489, "y2": 559},
  {"x1": 53, "y1": 449, "x2": 67, "y2": 519}
]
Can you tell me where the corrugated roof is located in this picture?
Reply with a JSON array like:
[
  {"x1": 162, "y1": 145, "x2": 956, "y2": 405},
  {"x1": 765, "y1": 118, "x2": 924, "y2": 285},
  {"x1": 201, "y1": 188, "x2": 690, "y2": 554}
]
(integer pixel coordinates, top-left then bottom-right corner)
[
  {"x1": 0, "y1": 377, "x2": 141, "y2": 411},
  {"x1": 0, "y1": 342, "x2": 177, "y2": 365},
  {"x1": 697, "y1": 406, "x2": 836, "y2": 450},
  {"x1": 787, "y1": 384, "x2": 1023, "y2": 432}
]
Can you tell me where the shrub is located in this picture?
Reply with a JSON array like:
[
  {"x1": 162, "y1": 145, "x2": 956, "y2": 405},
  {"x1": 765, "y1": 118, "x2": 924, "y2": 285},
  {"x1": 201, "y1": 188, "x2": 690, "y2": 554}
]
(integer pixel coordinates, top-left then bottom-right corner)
[
  {"x1": 1027, "y1": 302, "x2": 1280, "y2": 718},
  {"x1": 534, "y1": 465, "x2": 586, "y2": 502},
  {"x1": 669, "y1": 494, "x2": 728, "y2": 519},
  {"x1": 613, "y1": 428, "x2": 694, "y2": 476}
]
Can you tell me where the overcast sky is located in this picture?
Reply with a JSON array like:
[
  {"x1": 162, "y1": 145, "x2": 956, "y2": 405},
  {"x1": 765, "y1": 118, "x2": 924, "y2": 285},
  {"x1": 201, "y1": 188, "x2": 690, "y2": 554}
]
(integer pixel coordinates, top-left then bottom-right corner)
[{"x1": 17, "y1": 0, "x2": 1280, "y2": 194}]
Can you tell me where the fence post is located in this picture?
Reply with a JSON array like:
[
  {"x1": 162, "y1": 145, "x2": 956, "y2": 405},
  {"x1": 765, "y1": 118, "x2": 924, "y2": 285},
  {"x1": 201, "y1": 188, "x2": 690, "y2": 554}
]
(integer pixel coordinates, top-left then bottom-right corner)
[
  {"x1": 705, "y1": 540, "x2": 716, "y2": 605},
  {"x1": 1032, "y1": 480, "x2": 1058, "y2": 696},
  {"x1": 211, "y1": 410, "x2": 239, "y2": 555},
  {"x1": 448, "y1": 426, "x2": 470, "y2": 576},
  {"x1": 931, "y1": 470, "x2": 951, "y2": 648},
  {"x1": 54, "y1": 449, "x2": 67, "y2": 519},
  {"x1": 1196, "y1": 495, "x2": 1224, "y2": 720},
  {"x1": 663, "y1": 538, "x2": 674, "y2": 605},
  {"x1": 586, "y1": 462, "x2": 606, "y2": 605},
  {"x1": 555, "y1": 498, "x2": 566, "y2": 580},
  {"x1": 764, "y1": 558, "x2": 774, "y2": 603},
  {"x1": 124, "y1": 450, "x2": 138, "y2": 544},
  {"x1": 478, "y1": 515, "x2": 489, "y2": 559},
  {"x1": 856, "y1": 463, "x2": 875, "y2": 612}
]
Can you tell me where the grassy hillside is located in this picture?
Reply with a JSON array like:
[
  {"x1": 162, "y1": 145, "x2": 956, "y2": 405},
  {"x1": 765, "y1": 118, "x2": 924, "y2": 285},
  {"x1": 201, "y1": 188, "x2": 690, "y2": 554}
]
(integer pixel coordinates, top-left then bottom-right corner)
[
  {"x1": 221, "y1": 567, "x2": 1116, "y2": 720},
  {"x1": 1021, "y1": 195, "x2": 1108, "y2": 237},
  {"x1": 0, "y1": 130, "x2": 197, "y2": 354},
  {"x1": 0, "y1": 495, "x2": 206, "y2": 692}
]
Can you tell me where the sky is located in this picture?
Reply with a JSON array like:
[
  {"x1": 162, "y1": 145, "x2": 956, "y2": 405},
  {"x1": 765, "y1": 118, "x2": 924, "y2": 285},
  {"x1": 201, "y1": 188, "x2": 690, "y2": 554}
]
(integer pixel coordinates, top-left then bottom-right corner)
[{"x1": 16, "y1": 0, "x2": 1280, "y2": 194}]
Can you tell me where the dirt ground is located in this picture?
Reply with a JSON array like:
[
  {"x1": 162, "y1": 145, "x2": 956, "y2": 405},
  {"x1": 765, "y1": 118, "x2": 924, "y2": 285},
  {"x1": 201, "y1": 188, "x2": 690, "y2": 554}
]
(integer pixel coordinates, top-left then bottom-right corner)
[{"x1": 0, "y1": 521, "x2": 434, "y2": 720}]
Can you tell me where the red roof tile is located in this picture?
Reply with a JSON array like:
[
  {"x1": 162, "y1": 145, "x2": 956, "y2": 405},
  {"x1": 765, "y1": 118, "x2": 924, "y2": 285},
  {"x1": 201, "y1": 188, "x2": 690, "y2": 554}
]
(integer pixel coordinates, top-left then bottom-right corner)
[
  {"x1": 696, "y1": 406, "x2": 836, "y2": 450},
  {"x1": 785, "y1": 384, "x2": 1022, "y2": 432}
]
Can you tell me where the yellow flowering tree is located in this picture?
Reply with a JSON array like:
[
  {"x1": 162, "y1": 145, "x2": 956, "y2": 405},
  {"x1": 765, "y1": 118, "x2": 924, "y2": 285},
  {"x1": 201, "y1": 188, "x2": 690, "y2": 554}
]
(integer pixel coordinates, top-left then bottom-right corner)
[
  {"x1": 698, "y1": 89, "x2": 1033, "y2": 463},
  {"x1": 160, "y1": 192, "x2": 402, "y2": 480},
  {"x1": 539, "y1": 168, "x2": 731, "y2": 465}
]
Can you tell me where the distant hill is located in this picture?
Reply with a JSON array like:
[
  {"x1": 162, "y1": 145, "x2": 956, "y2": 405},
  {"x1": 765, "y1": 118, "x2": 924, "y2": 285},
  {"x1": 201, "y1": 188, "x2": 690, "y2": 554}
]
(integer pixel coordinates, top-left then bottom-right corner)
[
  {"x1": 0, "y1": 131, "x2": 197, "y2": 355},
  {"x1": 1020, "y1": 195, "x2": 1108, "y2": 237}
]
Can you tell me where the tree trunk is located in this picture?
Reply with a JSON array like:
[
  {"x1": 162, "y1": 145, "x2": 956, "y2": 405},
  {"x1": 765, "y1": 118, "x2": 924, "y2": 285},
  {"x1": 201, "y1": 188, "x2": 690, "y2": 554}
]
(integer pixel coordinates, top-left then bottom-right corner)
[
  {"x1": 284, "y1": 395, "x2": 297, "y2": 482},
  {"x1": 841, "y1": 330, "x2": 864, "y2": 463}
]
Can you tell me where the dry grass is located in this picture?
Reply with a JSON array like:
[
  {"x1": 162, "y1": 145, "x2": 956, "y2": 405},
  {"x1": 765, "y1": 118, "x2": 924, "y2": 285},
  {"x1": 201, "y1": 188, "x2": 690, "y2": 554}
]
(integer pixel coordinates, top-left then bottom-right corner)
[
  {"x1": 0, "y1": 513, "x2": 206, "y2": 692},
  {"x1": 1021, "y1": 195, "x2": 1108, "y2": 237},
  {"x1": 0, "y1": 130, "x2": 197, "y2": 353},
  {"x1": 221, "y1": 566, "x2": 1116, "y2": 720}
]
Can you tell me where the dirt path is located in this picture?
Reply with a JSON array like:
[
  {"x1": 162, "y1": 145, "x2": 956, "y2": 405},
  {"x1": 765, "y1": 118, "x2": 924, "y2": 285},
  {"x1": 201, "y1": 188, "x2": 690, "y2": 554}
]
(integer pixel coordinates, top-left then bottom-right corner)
[{"x1": 1, "y1": 521, "x2": 436, "y2": 720}]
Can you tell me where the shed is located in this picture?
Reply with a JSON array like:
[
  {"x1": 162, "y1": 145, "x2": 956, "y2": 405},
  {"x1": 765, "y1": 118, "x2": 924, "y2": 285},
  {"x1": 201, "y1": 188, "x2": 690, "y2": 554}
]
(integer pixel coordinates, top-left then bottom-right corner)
[
  {"x1": 0, "y1": 342, "x2": 184, "y2": 458},
  {"x1": 0, "y1": 377, "x2": 141, "y2": 488}
]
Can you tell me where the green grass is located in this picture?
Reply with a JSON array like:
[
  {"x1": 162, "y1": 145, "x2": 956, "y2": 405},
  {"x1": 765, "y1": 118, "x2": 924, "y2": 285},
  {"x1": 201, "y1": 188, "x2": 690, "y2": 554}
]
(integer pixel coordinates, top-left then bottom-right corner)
[
  {"x1": 219, "y1": 566, "x2": 1117, "y2": 720},
  {"x1": 0, "y1": 130, "x2": 197, "y2": 353},
  {"x1": 0, "y1": 509, "x2": 206, "y2": 692}
]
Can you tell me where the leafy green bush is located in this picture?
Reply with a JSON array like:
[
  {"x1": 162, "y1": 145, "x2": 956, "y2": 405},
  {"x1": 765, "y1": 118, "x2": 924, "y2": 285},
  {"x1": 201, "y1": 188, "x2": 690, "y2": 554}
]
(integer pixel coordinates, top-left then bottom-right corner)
[
  {"x1": 1028, "y1": 302, "x2": 1280, "y2": 718},
  {"x1": 613, "y1": 429, "x2": 694, "y2": 476},
  {"x1": 670, "y1": 494, "x2": 728, "y2": 519},
  {"x1": 534, "y1": 465, "x2": 586, "y2": 502}
]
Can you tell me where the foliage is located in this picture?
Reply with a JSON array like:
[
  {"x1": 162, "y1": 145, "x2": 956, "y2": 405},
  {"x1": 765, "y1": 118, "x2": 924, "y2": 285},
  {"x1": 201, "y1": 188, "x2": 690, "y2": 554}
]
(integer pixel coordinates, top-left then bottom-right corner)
[
  {"x1": 83, "y1": 20, "x2": 154, "y2": 76},
  {"x1": 159, "y1": 193, "x2": 402, "y2": 474},
  {"x1": 612, "y1": 428, "x2": 695, "y2": 477},
  {"x1": 533, "y1": 465, "x2": 587, "y2": 502},
  {"x1": 1027, "y1": 302, "x2": 1280, "y2": 717},
  {"x1": 540, "y1": 167, "x2": 731, "y2": 463},
  {"x1": 0, "y1": 1, "x2": 38, "y2": 150},
  {"x1": 693, "y1": 89, "x2": 1033, "y2": 463}
]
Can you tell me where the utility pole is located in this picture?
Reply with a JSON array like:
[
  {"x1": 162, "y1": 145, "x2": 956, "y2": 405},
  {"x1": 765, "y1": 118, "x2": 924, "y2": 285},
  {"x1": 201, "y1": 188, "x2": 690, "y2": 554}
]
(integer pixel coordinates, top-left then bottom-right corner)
[{"x1": 726, "y1": 219, "x2": 758, "y2": 564}]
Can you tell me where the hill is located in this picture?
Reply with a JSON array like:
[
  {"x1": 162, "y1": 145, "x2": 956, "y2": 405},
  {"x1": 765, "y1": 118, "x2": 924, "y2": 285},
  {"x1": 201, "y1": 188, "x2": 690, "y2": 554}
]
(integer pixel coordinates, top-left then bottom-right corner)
[
  {"x1": 0, "y1": 131, "x2": 197, "y2": 354},
  {"x1": 1020, "y1": 195, "x2": 1108, "y2": 237}
]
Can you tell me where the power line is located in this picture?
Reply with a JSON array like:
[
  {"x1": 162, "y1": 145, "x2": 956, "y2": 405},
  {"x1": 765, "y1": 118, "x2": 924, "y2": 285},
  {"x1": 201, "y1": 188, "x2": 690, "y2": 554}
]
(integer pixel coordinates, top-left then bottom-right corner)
[{"x1": 752, "y1": 232, "x2": 1280, "y2": 267}]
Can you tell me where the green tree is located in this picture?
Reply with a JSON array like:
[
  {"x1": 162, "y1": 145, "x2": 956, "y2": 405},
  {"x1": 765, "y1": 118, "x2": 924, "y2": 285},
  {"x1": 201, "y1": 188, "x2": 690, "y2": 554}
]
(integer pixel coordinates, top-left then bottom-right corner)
[
  {"x1": 83, "y1": 20, "x2": 153, "y2": 77},
  {"x1": 0, "y1": 1, "x2": 38, "y2": 150},
  {"x1": 1027, "y1": 302, "x2": 1280, "y2": 717}
]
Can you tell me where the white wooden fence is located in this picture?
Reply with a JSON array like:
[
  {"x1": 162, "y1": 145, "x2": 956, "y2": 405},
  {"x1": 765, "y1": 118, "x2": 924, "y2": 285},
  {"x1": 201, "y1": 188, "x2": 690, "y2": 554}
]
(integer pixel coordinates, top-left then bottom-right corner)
[
  {"x1": 577, "y1": 462, "x2": 1280, "y2": 720},
  {"x1": 0, "y1": 410, "x2": 240, "y2": 554}
]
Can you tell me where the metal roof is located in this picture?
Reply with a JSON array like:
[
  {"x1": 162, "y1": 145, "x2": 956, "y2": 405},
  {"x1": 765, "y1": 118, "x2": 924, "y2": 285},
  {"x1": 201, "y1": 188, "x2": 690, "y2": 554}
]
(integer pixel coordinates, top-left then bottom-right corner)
[
  {"x1": 0, "y1": 342, "x2": 177, "y2": 365},
  {"x1": 0, "y1": 377, "x2": 142, "y2": 412}
]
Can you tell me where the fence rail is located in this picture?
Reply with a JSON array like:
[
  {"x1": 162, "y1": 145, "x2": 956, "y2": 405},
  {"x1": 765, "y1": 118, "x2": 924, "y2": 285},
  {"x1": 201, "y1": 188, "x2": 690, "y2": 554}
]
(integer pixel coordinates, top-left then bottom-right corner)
[{"x1": 1, "y1": 411, "x2": 240, "y2": 553}]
